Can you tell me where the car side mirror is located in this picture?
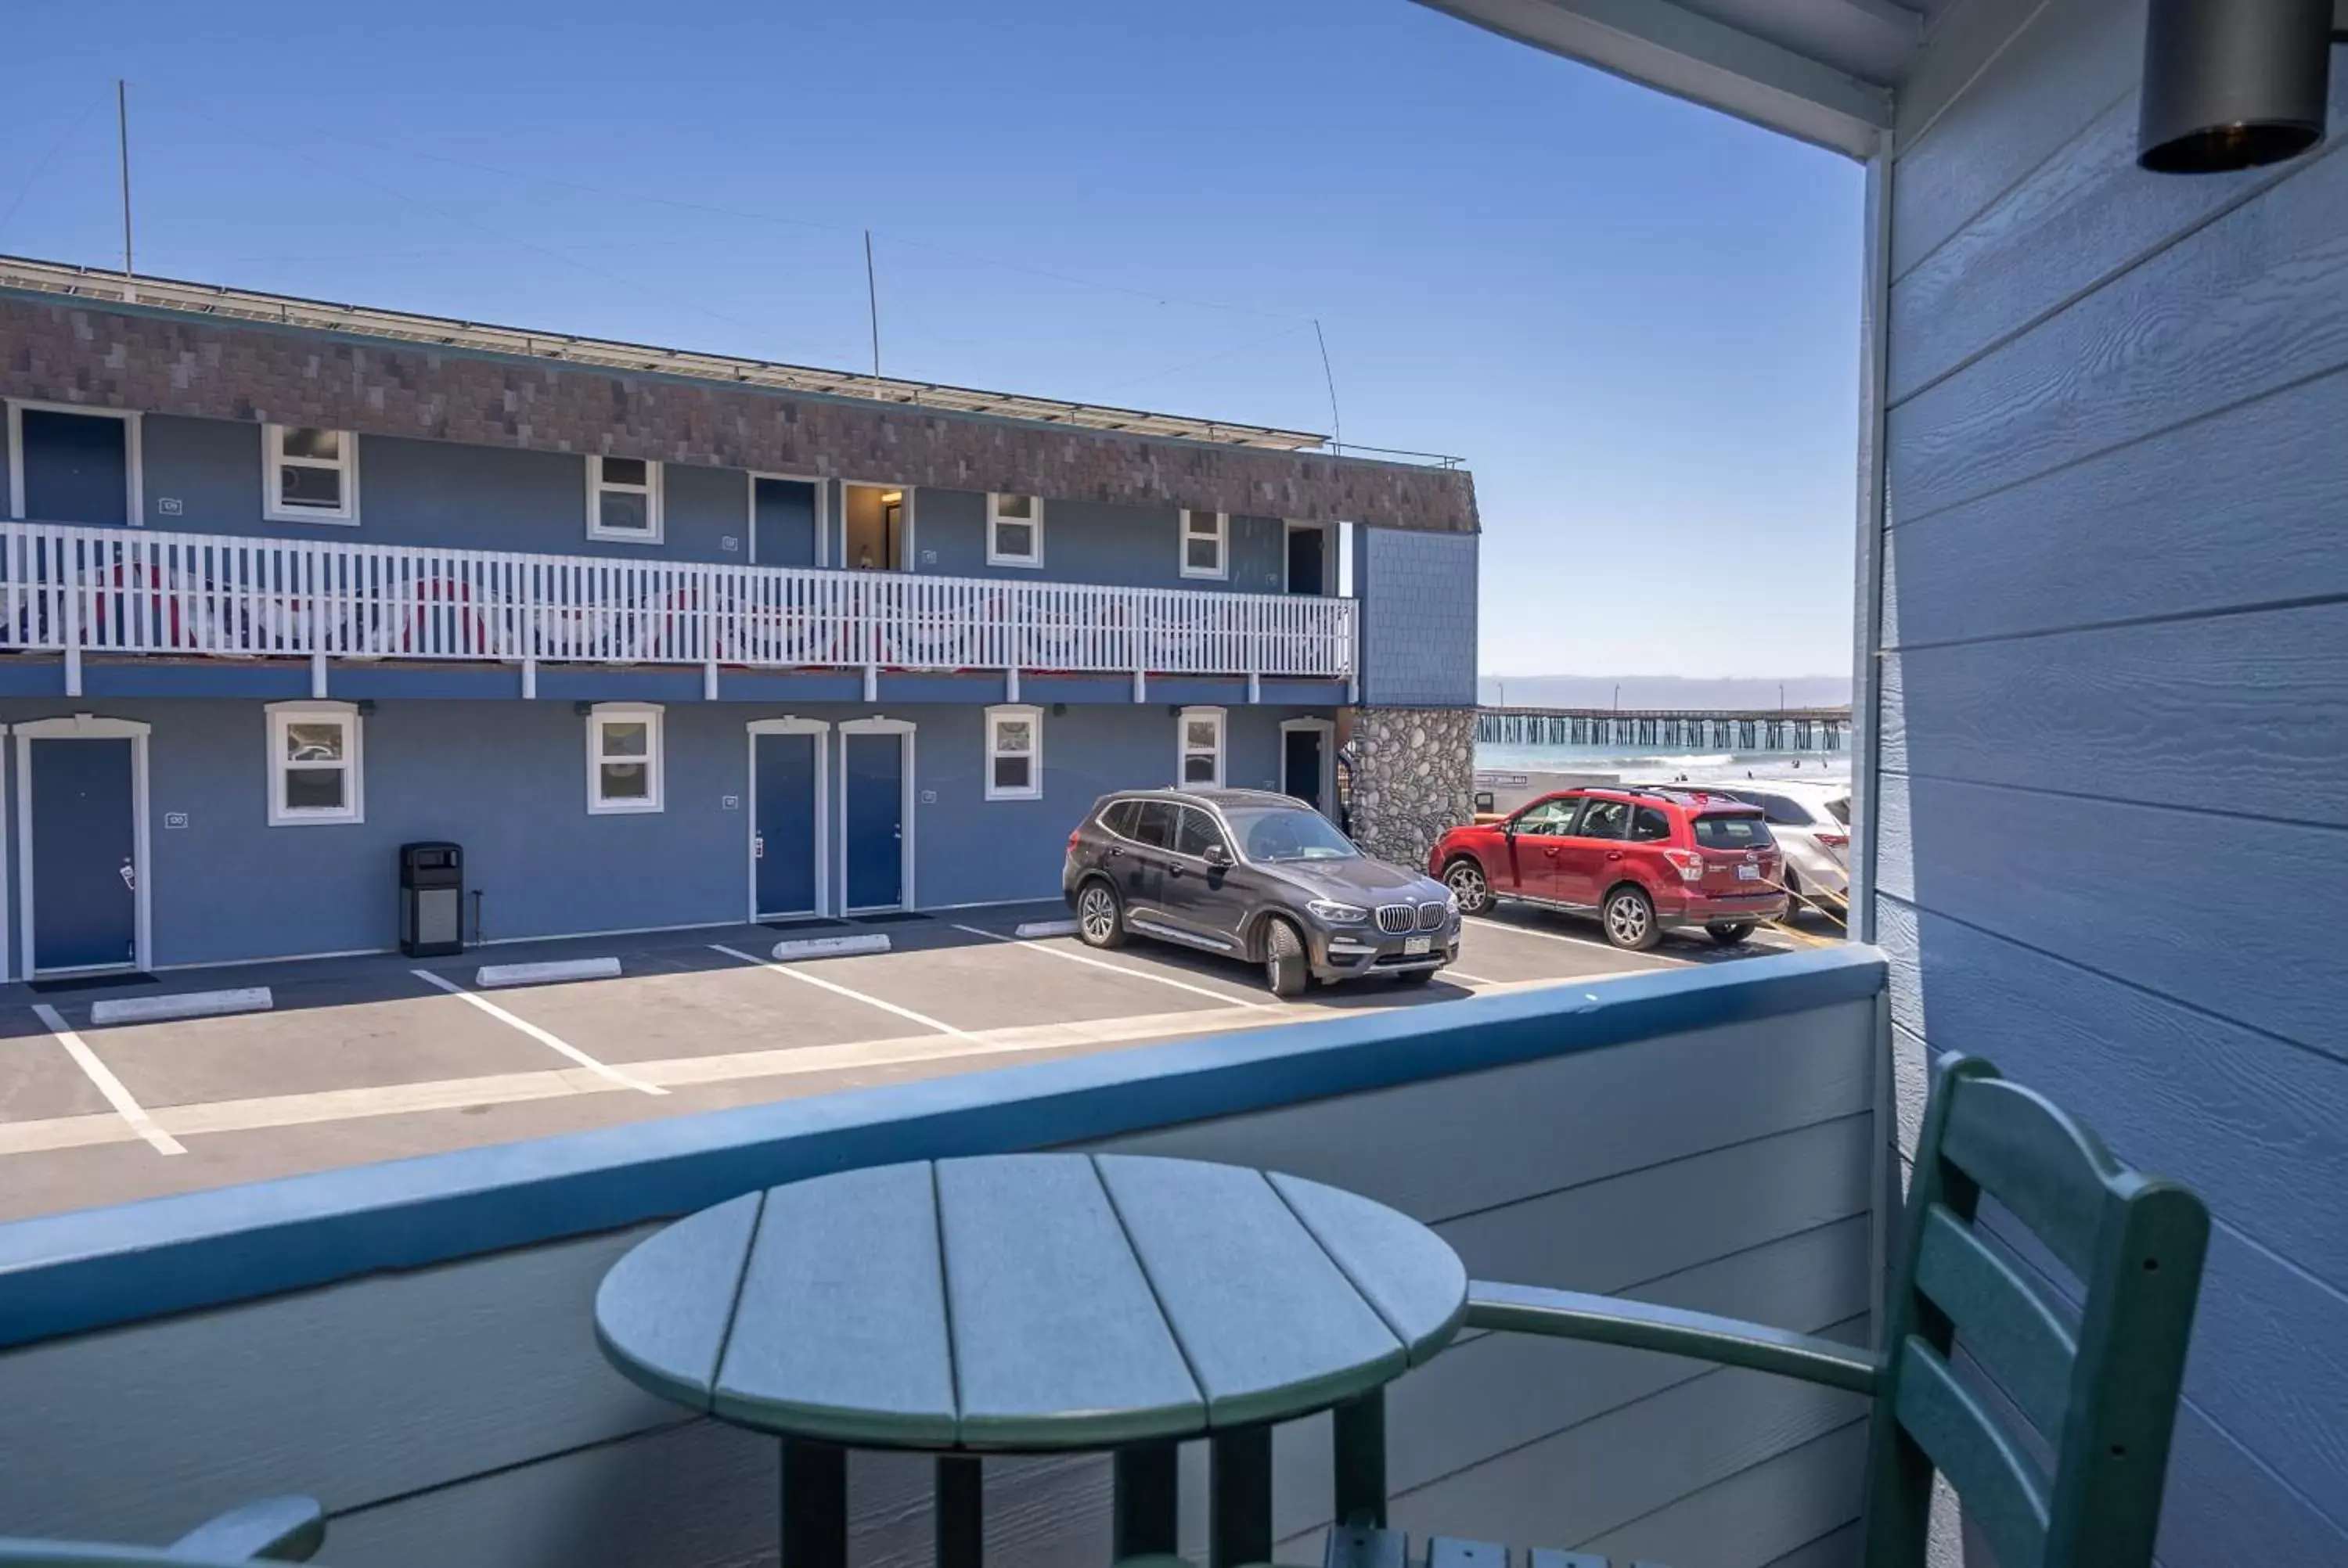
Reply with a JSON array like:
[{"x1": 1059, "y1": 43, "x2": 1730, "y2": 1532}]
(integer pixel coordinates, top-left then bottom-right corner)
[{"x1": 1202, "y1": 842, "x2": 1233, "y2": 869}]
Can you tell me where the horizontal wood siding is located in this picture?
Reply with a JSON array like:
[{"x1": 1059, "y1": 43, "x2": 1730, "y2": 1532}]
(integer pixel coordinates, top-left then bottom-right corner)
[
  {"x1": 1879, "y1": 0, "x2": 2348, "y2": 1560},
  {"x1": 0, "y1": 998, "x2": 1877, "y2": 1568}
]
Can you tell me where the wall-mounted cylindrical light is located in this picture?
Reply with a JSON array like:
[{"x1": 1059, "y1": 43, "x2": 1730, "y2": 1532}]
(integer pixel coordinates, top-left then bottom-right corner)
[{"x1": 2139, "y1": 0, "x2": 2333, "y2": 173}]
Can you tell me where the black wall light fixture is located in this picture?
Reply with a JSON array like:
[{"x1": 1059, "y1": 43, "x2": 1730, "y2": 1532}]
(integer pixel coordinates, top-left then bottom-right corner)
[{"x1": 2140, "y1": 0, "x2": 2336, "y2": 173}]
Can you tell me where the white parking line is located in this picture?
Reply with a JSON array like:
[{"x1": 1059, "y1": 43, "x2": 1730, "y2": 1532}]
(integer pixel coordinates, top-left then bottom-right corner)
[
  {"x1": 950, "y1": 925, "x2": 1276, "y2": 1009},
  {"x1": 709, "y1": 944, "x2": 979, "y2": 1041},
  {"x1": 30, "y1": 1003, "x2": 185, "y2": 1155},
  {"x1": 1466, "y1": 915, "x2": 1691, "y2": 966},
  {"x1": 411, "y1": 969, "x2": 668, "y2": 1095}
]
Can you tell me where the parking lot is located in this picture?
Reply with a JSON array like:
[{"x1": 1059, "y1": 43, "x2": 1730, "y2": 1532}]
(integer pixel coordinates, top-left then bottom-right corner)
[{"x1": 0, "y1": 901, "x2": 1822, "y2": 1221}]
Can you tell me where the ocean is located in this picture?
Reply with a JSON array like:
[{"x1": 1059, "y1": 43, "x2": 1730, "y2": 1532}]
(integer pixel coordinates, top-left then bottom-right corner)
[{"x1": 1475, "y1": 742, "x2": 1853, "y2": 789}]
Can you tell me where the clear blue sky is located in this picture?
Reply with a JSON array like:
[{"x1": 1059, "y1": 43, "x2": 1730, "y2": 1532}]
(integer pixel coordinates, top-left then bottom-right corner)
[{"x1": 0, "y1": 0, "x2": 1864, "y2": 680}]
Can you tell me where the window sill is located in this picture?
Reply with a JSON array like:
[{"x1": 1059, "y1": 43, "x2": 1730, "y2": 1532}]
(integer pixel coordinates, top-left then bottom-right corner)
[
  {"x1": 985, "y1": 788, "x2": 1043, "y2": 803},
  {"x1": 261, "y1": 509, "x2": 362, "y2": 527},
  {"x1": 268, "y1": 811, "x2": 365, "y2": 828},
  {"x1": 589, "y1": 799, "x2": 664, "y2": 816},
  {"x1": 585, "y1": 530, "x2": 666, "y2": 546},
  {"x1": 986, "y1": 556, "x2": 1046, "y2": 570}
]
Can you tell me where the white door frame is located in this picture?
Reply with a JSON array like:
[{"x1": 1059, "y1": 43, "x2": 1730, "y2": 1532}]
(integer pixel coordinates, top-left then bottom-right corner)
[
  {"x1": 746, "y1": 717, "x2": 830, "y2": 920},
  {"x1": 1280, "y1": 716, "x2": 1338, "y2": 815},
  {"x1": 5, "y1": 401, "x2": 145, "y2": 523},
  {"x1": 837, "y1": 716, "x2": 917, "y2": 913},
  {"x1": 746, "y1": 472, "x2": 830, "y2": 568},
  {"x1": 16, "y1": 714, "x2": 154, "y2": 977}
]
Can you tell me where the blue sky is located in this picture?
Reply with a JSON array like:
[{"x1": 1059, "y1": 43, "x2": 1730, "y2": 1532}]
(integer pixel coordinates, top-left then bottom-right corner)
[{"x1": 0, "y1": 0, "x2": 1864, "y2": 679}]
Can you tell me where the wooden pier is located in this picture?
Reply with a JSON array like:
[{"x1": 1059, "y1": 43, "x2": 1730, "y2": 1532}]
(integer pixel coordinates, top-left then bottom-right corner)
[{"x1": 1478, "y1": 706, "x2": 1851, "y2": 753}]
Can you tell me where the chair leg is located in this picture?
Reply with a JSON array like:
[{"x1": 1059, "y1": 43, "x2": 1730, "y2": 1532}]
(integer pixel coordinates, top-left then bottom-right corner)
[
  {"x1": 1115, "y1": 1441, "x2": 1182, "y2": 1559},
  {"x1": 780, "y1": 1439, "x2": 847, "y2": 1568},
  {"x1": 1211, "y1": 1426, "x2": 1273, "y2": 1568},
  {"x1": 1332, "y1": 1390, "x2": 1387, "y2": 1529}
]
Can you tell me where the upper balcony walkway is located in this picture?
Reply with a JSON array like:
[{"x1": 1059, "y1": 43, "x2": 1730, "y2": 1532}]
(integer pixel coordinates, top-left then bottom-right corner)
[{"x1": 0, "y1": 520, "x2": 1356, "y2": 698}]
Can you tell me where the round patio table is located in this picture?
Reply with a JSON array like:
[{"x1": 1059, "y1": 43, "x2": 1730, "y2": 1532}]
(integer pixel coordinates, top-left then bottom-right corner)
[{"x1": 593, "y1": 1153, "x2": 1468, "y2": 1568}]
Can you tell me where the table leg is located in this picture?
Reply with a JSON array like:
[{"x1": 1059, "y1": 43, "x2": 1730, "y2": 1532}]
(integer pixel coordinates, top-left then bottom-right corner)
[
  {"x1": 780, "y1": 1439, "x2": 847, "y2": 1568},
  {"x1": 1114, "y1": 1442, "x2": 1180, "y2": 1558},
  {"x1": 1332, "y1": 1390, "x2": 1388, "y2": 1529},
  {"x1": 937, "y1": 1455, "x2": 983, "y2": 1568},
  {"x1": 1210, "y1": 1426, "x2": 1273, "y2": 1568}
]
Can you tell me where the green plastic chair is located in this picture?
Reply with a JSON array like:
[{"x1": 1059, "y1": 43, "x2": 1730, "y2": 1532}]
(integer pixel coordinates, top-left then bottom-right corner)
[
  {"x1": 0, "y1": 1497, "x2": 324, "y2": 1567},
  {"x1": 1319, "y1": 1052, "x2": 2209, "y2": 1568}
]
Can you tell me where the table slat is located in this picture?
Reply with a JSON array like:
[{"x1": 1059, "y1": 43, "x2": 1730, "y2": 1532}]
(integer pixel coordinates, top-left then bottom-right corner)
[
  {"x1": 1094, "y1": 1155, "x2": 1404, "y2": 1427},
  {"x1": 938, "y1": 1154, "x2": 1204, "y2": 1447},
  {"x1": 714, "y1": 1160, "x2": 959, "y2": 1445},
  {"x1": 1268, "y1": 1171, "x2": 1467, "y2": 1362},
  {"x1": 592, "y1": 1189, "x2": 761, "y2": 1412}
]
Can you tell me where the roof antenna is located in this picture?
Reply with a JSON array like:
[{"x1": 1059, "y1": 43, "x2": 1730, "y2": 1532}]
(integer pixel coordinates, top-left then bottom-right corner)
[
  {"x1": 863, "y1": 229, "x2": 882, "y2": 400},
  {"x1": 1313, "y1": 318, "x2": 1341, "y2": 455},
  {"x1": 116, "y1": 79, "x2": 135, "y2": 301}
]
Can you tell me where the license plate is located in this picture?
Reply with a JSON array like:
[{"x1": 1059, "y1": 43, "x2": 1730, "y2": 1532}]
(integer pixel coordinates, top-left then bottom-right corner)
[
  {"x1": 1403, "y1": 935, "x2": 1432, "y2": 955},
  {"x1": 1737, "y1": 864, "x2": 1763, "y2": 881}
]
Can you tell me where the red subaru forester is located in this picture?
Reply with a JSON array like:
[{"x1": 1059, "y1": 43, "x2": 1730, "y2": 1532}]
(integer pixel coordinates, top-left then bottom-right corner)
[{"x1": 1428, "y1": 786, "x2": 1787, "y2": 951}]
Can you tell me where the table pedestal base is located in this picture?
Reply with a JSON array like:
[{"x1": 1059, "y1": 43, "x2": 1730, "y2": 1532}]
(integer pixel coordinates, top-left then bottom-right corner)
[{"x1": 781, "y1": 1440, "x2": 847, "y2": 1568}]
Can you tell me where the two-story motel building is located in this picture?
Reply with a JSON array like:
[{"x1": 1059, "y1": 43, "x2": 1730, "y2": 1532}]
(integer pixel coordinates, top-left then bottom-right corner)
[{"x1": 0, "y1": 257, "x2": 1479, "y2": 979}]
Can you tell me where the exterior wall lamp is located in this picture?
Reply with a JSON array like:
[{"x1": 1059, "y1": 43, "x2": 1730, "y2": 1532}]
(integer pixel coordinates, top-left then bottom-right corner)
[{"x1": 2139, "y1": 0, "x2": 2337, "y2": 172}]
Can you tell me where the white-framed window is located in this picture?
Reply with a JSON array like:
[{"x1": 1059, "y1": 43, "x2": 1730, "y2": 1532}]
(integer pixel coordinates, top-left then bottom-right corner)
[
  {"x1": 1177, "y1": 706, "x2": 1226, "y2": 787},
  {"x1": 262, "y1": 426, "x2": 358, "y2": 524},
  {"x1": 265, "y1": 699, "x2": 363, "y2": 825},
  {"x1": 1179, "y1": 508, "x2": 1228, "y2": 580},
  {"x1": 587, "y1": 703, "x2": 664, "y2": 814},
  {"x1": 588, "y1": 455, "x2": 664, "y2": 542},
  {"x1": 985, "y1": 704, "x2": 1043, "y2": 800},
  {"x1": 986, "y1": 493, "x2": 1044, "y2": 567}
]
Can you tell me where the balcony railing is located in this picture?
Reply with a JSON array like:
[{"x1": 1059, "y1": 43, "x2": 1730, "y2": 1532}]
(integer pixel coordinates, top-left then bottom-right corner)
[{"x1": 0, "y1": 521, "x2": 1356, "y2": 686}]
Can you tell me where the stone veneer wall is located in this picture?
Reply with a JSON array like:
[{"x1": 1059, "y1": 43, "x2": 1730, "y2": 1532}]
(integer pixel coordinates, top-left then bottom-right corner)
[
  {"x1": 0, "y1": 292, "x2": 1478, "y2": 534},
  {"x1": 1345, "y1": 707, "x2": 1477, "y2": 871}
]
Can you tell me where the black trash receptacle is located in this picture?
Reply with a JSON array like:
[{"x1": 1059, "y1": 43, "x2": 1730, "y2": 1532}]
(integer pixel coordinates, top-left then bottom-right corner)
[{"x1": 400, "y1": 842, "x2": 464, "y2": 958}]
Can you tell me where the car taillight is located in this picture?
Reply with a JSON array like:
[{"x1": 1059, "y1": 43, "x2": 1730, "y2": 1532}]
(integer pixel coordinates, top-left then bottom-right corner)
[
  {"x1": 1068, "y1": 829, "x2": 1084, "y2": 854},
  {"x1": 1662, "y1": 849, "x2": 1705, "y2": 883},
  {"x1": 1815, "y1": 833, "x2": 1849, "y2": 847}
]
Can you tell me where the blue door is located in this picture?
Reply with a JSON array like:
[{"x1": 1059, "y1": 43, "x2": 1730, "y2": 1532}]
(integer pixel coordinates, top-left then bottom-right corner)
[
  {"x1": 31, "y1": 738, "x2": 139, "y2": 971},
  {"x1": 22, "y1": 410, "x2": 128, "y2": 527},
  {"x1": 755, "y1": 732, "x2": 819, "y2": 917},
  {"x1": 844, "y1": 732, "x2": 905, "y2": 912},
  {"x1": 753, "y1": 478, "x2": 819, "y2": 567}
]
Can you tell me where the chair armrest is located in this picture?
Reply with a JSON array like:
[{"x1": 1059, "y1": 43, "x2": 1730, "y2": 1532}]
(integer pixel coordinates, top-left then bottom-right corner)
[
  {"x1": 169, "y1": 1498, "x2": 325, "y2": 1563},
  {"x1": 1465, "y1": 1280, "x2": 1883, "y2": 1395}
]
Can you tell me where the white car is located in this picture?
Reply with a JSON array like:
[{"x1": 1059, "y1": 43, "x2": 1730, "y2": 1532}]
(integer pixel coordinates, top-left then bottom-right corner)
[{"x1": 1716, "y1": 782, "x2": 1851, "y2": 915}]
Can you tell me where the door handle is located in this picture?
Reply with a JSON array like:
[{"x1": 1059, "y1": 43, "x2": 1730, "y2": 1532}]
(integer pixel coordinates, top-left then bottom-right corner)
[
  {"x1": 753, "y1": 833, "x2": 765, "y2": 860},
  {"x1": 1543, "y1": 847, "x2": 1558, "y2": 858},
  {"x1": 1167, "y1": 864, "x2": 1186, "y2": 879},
  {"x1": 118, "y1": 860, "x2": 135, "y2": 892},
  {"x1": 1606, "y1": 851, "x2": 1623, "y2": 861}
]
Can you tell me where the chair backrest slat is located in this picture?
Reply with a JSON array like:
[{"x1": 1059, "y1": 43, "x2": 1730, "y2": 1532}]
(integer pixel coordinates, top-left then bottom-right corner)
[
  {"x1": 1939, "y1": 1078, "x2": 2118, "y2": 1280},
  {"x1": 1861, "y1": 1056, "x2": 2208, "y2": 1568},
  {"x1": 1912, "y1": 1204, "x2": 2080, "y2": 1447},
  {"x1": 1892, "y1": 1342, "x2": 2051, "y2": 1568}
]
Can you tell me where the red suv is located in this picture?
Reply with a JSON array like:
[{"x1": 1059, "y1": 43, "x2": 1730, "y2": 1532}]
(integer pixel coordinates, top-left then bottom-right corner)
[{"x1": 1428, "y1": 787, "x2": 1786, "y2": 950}]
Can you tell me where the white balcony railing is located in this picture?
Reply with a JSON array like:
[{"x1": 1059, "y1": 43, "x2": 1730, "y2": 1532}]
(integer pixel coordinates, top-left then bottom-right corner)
[{"x1": 0, "y1": 522, "x2": 1355, "y2": 687}]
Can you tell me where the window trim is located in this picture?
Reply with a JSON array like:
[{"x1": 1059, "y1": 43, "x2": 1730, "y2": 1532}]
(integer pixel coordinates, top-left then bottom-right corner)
[
  {"x1": 586, "y1": 455, "x2": 664, "y2": 545},
  {"x1": 1176, "y1": 705, "x2": 1226, "y2": 788},
  {"x1": 985, "y1": 494, "x2": 1046, "y2": 569},
  {"x1": 261, "y1": 425, "x2": 360, "y2": 526},
  {"x1": 586, "y1": 702, "x2": 665, "y2": 815},
  {"x1": 1179, "y1": 508, "x2": 1229, "y2": 581},
  {"x1": 984, "y1": 703, "x2": 1043, "y2": 801},
  {"x1": 265, "y1": 699, "x2": 364, "y2": 826}
]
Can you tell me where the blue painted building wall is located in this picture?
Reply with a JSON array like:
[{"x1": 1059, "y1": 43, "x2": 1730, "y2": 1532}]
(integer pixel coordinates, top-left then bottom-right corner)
[
  {"x1": 1356, "y1": 525, "x2": 1478, "y2": 707},
  {"x1": 1874, "y1": 2, "x2": 2348, "y2": 1560},
  {"x1": 81, "y1": 415, "x2": 1305, "y2": 595},
  {"x1": 0, "y1": 695, "x2": 1317, "y2": 968},
  {"x1": 912, "y1": 489, "x2": 1289, "y2": 592}
]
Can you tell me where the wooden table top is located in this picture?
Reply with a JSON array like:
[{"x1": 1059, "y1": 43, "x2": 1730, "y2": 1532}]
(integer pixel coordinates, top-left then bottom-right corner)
[{"x1": 593, "y1": 1153, "x2": 1468, "y2": 1451}]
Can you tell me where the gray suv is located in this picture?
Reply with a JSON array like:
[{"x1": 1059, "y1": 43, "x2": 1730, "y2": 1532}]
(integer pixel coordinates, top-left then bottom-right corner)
[{"x1": 1061, "y1": 788, "x2": 1459, "y2": 996}]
